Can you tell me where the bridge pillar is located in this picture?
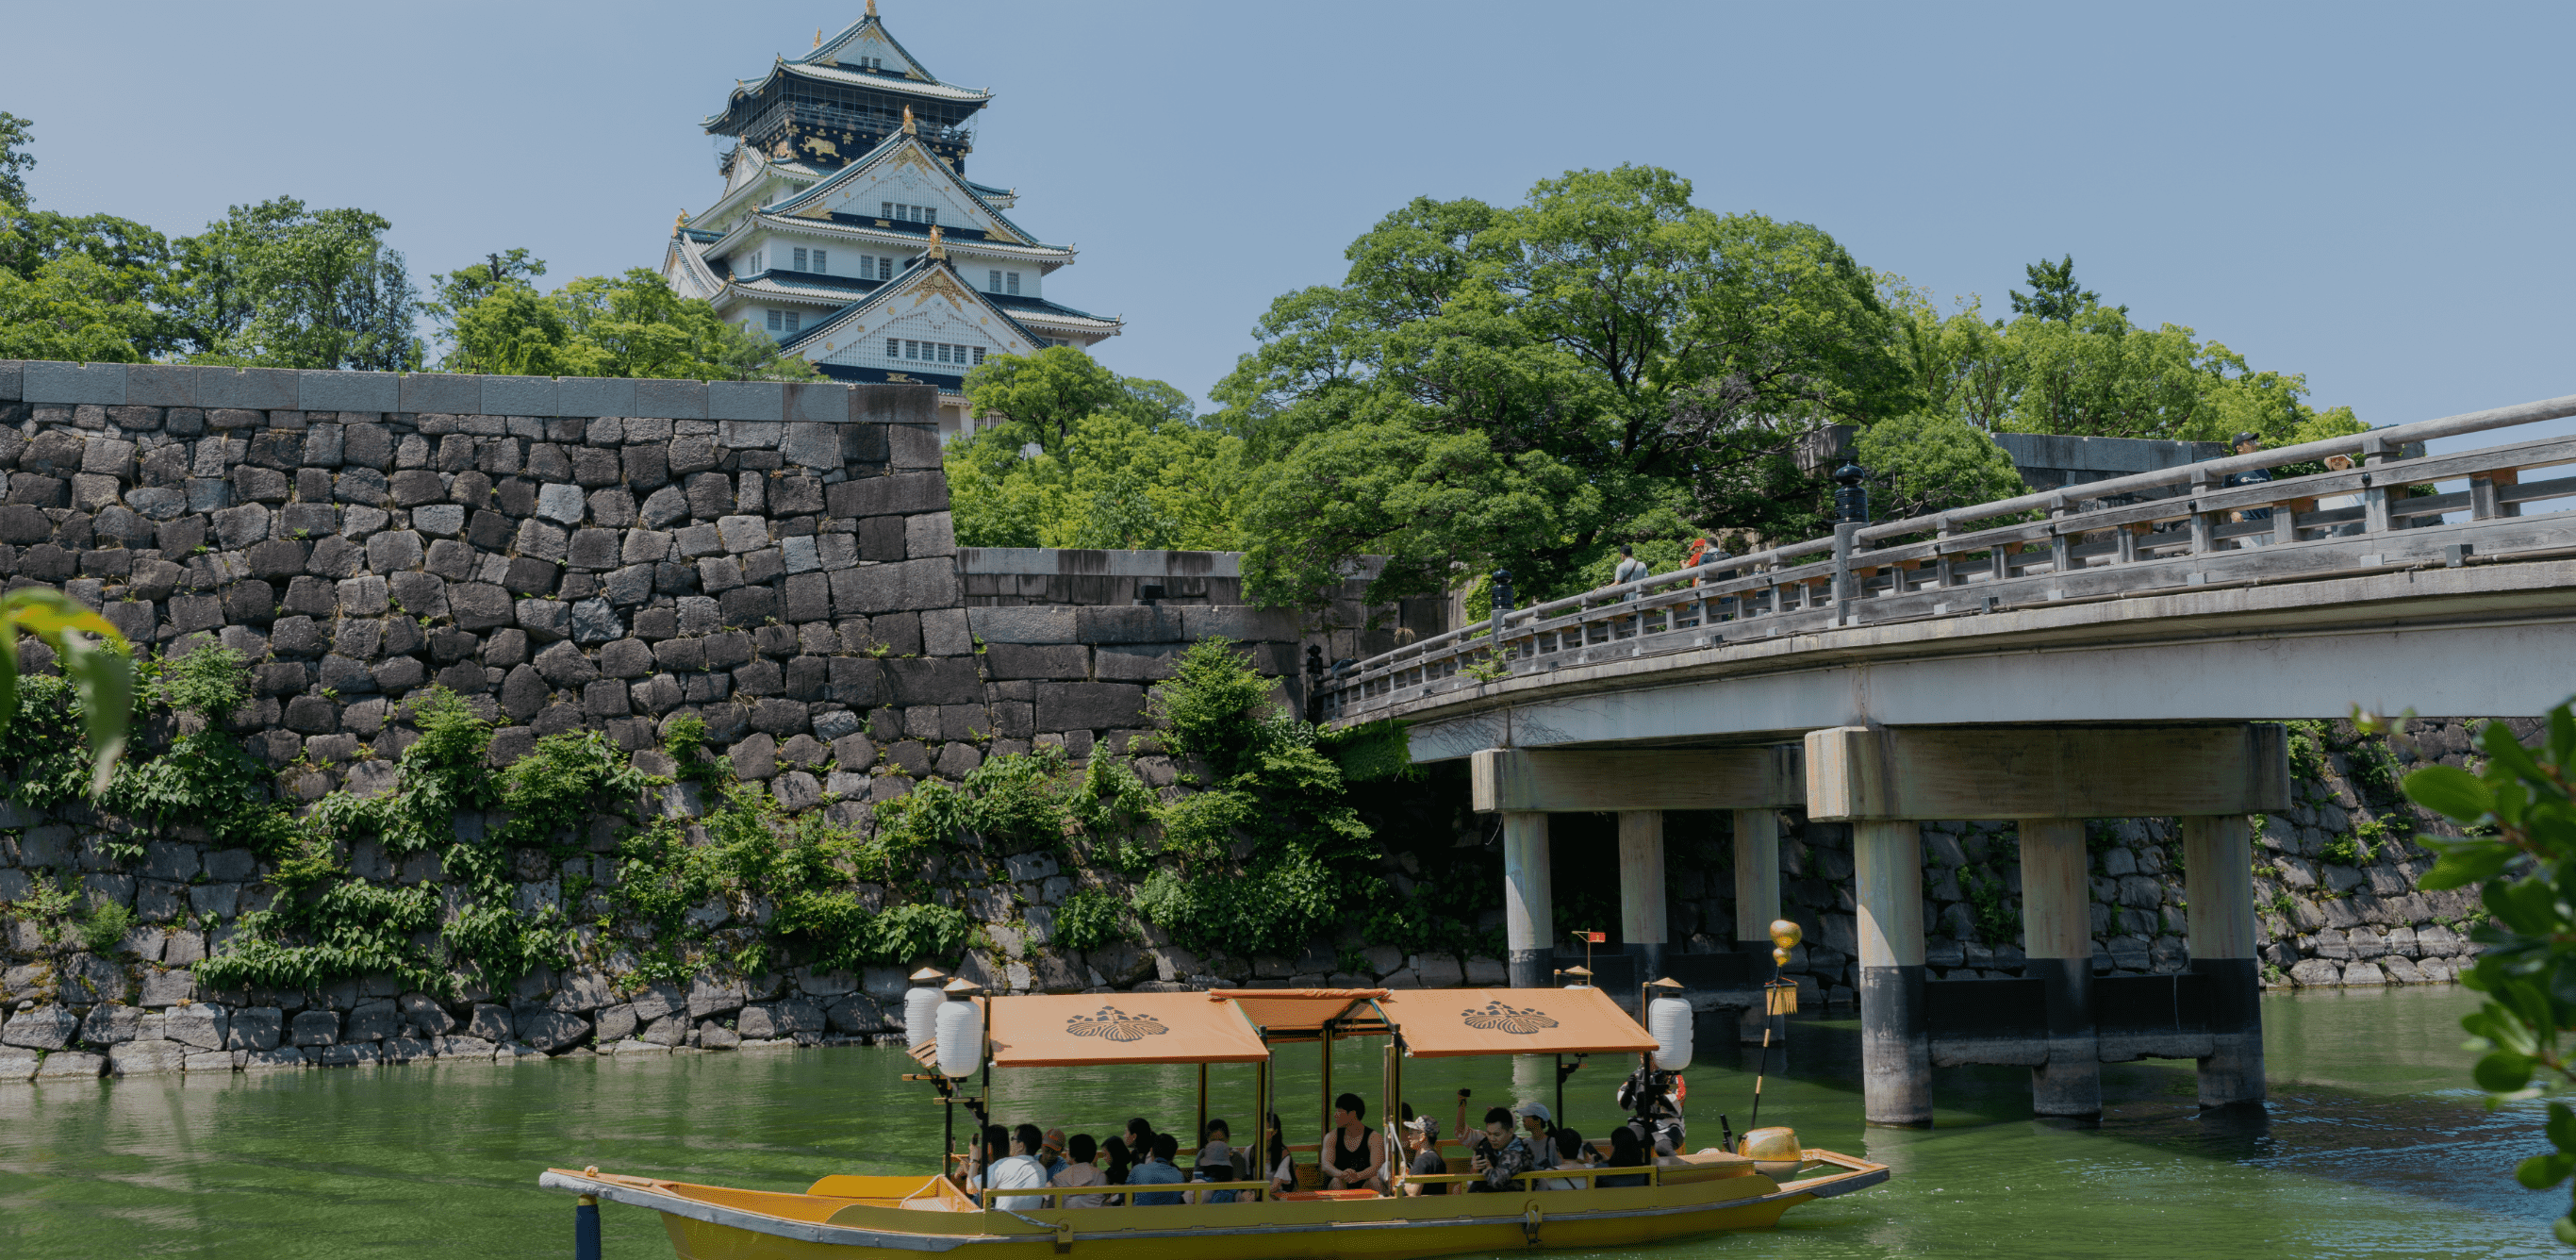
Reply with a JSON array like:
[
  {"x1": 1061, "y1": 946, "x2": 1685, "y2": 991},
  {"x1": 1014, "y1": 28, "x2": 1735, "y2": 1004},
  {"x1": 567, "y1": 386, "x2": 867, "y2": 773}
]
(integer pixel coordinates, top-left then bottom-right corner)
[
  {"x1": 1732, "y1": 807, "x2": 1782, "y2": 1042},
  {"x1": 1854, "y1": 820, "x2": 1931, "y2": 1127},
  {"x1": 2184, "y1": 815, "x2": 2265, "y2": 1108},
  {"x1": 1616, "y1": 810, "x2": 1667, "y2": 983},
  {"x1": 1503, "y1": 812, "x2": 1553, "y2": 989},
  {"x1": 2019, "y1": 819, "x2": 2100, "y2": 1121}
]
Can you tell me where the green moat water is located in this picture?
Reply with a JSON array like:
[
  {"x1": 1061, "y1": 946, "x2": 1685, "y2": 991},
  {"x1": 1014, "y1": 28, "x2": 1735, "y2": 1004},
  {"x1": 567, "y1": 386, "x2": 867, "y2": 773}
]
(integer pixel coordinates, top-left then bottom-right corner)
[{"x1": 0, "y1": 986, "x2": 2551, "y2": 1258}]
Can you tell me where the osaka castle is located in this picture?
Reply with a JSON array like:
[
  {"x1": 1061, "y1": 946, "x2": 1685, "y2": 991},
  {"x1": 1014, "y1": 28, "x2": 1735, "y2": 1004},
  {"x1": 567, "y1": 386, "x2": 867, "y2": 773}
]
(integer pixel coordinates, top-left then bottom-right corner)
[{"x1": 663, "y1": 3, "x2": 1123, "y2": 437}]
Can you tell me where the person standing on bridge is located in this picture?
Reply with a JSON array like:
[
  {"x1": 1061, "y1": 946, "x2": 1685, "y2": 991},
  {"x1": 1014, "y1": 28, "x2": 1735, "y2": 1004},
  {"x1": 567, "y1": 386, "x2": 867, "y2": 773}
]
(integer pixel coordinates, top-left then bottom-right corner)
[
  {"x1": 1612, "y1": 543, "x2": 1652, "y2": 638},
  {"x1": 2225, "y1": 431, "x2": 2276, "y2": 542}
]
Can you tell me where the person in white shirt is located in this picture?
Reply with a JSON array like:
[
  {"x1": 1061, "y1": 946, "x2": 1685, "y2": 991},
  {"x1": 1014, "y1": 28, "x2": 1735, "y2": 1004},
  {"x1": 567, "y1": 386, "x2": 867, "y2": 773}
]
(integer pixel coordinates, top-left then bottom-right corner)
[
  {"x1": 1051, "y1": 1134, "x2": 1113, "y2": 1209},
  {"x1": 984, "y1": 1123, "x2": 1054, "y2": 1210},
  {"x1": 2317, "y1": 453, "x2": 2365, "y2": 538}
]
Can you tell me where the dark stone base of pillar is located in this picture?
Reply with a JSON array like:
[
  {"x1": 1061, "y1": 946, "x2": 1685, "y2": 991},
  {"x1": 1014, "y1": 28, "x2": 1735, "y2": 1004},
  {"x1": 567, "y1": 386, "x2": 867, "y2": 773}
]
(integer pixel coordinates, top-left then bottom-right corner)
[
  {"x1": 1508, "y1": 949, "x2": 1549, "y2": 989},
  {"x1": 1620, "y1": 940, "x2": 1667, "y2": 985},
  {"x1": 1859, "y1": 964, "x2": 1930, "y2": 1127},
  {"x1": 2193, "y1": 956, "x2": 2264, "y2": 1107}
]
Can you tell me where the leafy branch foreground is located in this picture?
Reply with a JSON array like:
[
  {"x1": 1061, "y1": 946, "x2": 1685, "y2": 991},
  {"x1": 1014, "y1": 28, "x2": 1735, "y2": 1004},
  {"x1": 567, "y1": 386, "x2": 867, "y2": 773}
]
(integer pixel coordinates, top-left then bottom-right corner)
[
  {"x1": 8, "y1": 638, "x2": 1456, "y2": 1005},
  {"x1": 2404, "y1": 702, "x2": 2576, "y2": 1246}
]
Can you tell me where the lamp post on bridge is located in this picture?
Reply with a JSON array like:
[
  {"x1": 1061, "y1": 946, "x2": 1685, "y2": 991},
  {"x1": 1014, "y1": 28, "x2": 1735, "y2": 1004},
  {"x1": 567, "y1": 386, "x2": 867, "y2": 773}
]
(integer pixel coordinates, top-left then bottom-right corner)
[
  {"x1": 1489, "y1": 568, "x2": 1512, "y2": 657},
  {"x1": 1831, "y1": 463, "x2": 1870, "y2": 610}
]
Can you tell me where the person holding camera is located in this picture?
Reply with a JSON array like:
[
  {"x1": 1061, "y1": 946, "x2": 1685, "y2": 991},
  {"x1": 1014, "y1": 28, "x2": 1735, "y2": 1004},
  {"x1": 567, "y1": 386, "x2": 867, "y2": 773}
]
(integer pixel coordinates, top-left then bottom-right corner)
[
  {"x1": 1465, "y1": 1104, "x2": 1534, "y2": 1193},
  {"x1": 1616, "y1": 1067, "x2": 1687, "y2": 1157}
]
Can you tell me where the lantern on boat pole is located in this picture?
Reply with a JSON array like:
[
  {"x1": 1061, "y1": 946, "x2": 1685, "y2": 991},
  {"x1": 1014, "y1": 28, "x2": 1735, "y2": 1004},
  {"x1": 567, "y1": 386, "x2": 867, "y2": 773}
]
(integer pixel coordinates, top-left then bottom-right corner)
[
  {"x1": 1645, "y1": 977, "x2": 1693, "y2": 1071},
  {"x1": 936, "y1": 978, "x2": 984, "y2": 1079},
  {"x1": 1746, "y1": 920, "x2": 1802, "y2": 1135},
  {"x1": 903, "y1": 967, "x2": 947, "y2": 1049}
]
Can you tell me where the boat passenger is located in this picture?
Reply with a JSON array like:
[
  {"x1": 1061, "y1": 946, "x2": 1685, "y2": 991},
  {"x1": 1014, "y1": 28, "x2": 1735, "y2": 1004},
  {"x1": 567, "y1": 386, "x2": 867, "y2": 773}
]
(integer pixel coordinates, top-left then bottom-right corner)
[
  {"x1": 1599, "y1": 1126, "x2": 1649, "y2": 1187},
  {"x1": 1538, "y1": 1129, "x2": 1595, "y2": 1190},
  {"x1": 961, "y1": 1124, "x2": 1006, "y2": 1192},
  {"x1": 1466, "y1": 1106, "x2": 1532, "y2": 1193},
  {"x1": 1320, "y1": 1092, "x2": 1387, "y2": 1194},
  {"x1": 1196, "y1": 1158, "x2": 1240, "y2": 1204},
  {"x1": 1128, "y1": 1134, "x2": 1190, "y2": 1205},
  {"x1": 1513, "y1": 1102, "x2": 1560, "y2": 1175},
  {"x1": 1100, "y1": 1136, "x2": 1132, "y2": 1205},
  {"x1": 1398, "y1": 1116, "x2": 1448, "y2": 1197},
  {"x1": 1198, "y1": 1119, "x2": 1241, "y2": 1181},
  {"x1": 1124, "y1": 1117, "x2": 1155, "y2": 1164},
  {"x1": 985, "y1": 1124, "x2": 1054, "y2": 1210},
  {"x1": 1261, "y1": 1112, "x2": 1296, "y2": 1197},
  {"x1": 1053, "y1": 1135, "x2": 1114, "y2": 1209},
  {"x1": 1038, "y1": 1128, "x2": 1069, "y2": 1181}
]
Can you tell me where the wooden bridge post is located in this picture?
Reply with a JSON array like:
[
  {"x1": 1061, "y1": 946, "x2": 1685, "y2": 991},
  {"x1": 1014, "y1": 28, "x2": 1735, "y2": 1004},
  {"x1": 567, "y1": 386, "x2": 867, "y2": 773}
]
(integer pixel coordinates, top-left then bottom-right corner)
[
  {"x1": 1503, "y1": 812, "x2": 1554, "y2": 989},
  {"x1": 1732, "y1": 807, "x2": 1783, "y2": 1043},
  {"x1": 1854, "y1": 820, "x2": 1932, "y2": 1127},
  {"x1": 1616, "y1": 810, "x2": 1667, "y2": 984},
  {"x1": 2019, "y1": 819, "x2": 2101, "y2": 1121},
  {"x1": 2183, "y1": 815, "x2": 2265, "y2": 1107}
]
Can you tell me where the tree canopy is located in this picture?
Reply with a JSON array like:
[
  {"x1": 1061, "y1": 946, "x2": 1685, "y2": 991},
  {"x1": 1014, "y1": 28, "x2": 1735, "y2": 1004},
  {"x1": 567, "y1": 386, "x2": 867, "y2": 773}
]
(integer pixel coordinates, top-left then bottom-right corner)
[
  {"x1": 425, "y1": 256, "x2": 813, "y2": 381},
  {"x1": 947, "y1": 347, "x2": 1245, "y2": 550},
  {"x1": 1214, "y1": 165, "x2": 1910, "y2": 612}
]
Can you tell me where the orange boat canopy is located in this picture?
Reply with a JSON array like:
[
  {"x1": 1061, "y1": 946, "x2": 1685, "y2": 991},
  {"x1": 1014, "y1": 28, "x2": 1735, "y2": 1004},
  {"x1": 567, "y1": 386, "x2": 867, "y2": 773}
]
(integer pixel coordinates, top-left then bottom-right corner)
[
  {"x1": 986, "y1": 993, "x2": 1272, "y2": 1068},
  {"x1": 1206, "y1": 988, "x2": 1391, "y2": 1037},
  {"x1": 1379, "y1": 986, "x2": 1661, "y2": 1058}
]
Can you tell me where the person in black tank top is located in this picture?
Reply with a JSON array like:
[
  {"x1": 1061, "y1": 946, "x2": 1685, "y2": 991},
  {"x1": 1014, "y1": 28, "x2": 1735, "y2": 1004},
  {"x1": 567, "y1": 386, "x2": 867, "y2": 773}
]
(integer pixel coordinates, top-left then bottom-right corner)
[{"x1": 1320, "y1": 1092, "x2": 1385, "y2": 1194}]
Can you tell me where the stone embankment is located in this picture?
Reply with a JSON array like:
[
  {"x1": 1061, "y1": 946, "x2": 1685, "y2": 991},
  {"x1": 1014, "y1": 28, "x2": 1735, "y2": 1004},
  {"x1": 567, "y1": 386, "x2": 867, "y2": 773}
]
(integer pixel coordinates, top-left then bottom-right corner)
[{"x1": 0, "y1": 360, "x2": 1314, "y2": 1080}]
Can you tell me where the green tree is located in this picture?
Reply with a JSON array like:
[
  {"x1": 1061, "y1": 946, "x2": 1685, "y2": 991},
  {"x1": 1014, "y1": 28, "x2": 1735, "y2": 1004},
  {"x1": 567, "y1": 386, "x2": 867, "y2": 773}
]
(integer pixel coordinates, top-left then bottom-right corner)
[
  {"x1": 2008, "y1": 255, "x2": 2104, "y2": 323},
  {"x1": 1855, "y1": 410, "x2": 2027, "y2": 522},
  {"x1": 0, "y1": 112, "x2": 36, "y2": 209},
  {"x1": 432, "y1": 261, "x2": 814, "y2": 381},
  {"x1": 949, "y1": 351, "x2": 1244, "y2": 549},
  {"x1": 2402, "y1": 702, "x2": 2576, "y2": 1246},
  {"x1": 1218, "y1": 167, "x2": 1907, "y2": 613},
  {"x1": 0, "y1": 254, "x2": 165, "y2": 362},
  {"x1": 173, "y1": 198, "x2": 421, "y2": 370}
]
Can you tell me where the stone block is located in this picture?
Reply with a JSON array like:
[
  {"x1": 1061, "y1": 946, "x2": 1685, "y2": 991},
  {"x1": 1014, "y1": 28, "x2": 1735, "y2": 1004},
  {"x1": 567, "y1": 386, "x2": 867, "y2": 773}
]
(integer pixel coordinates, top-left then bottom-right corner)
[
  {"x1": 35, "y1": 1050, "x2": 107, "y2": 1079},
  {"x1": 556, "y1": 377, "x2": 636, "y2": 418},
  {"x1": 483, "y1": 375, "x2": 558, "y2": 416},
  {"x1": 985, "y1": 643, "x2": 1089, "y2": 680},
  {"x1": 512, "y1": 1006, "x2": 591, "y2": 1053},
  {"x1": 125, "y1": 363, "x2": 197, "y2": 406},
  {"x1": 1035, "y1": 682, "x2": 1146, "y2": 732},
  {"x1": 298, "y1": 370, "x2": 401, "y2": 412},
  {"x1": 826, "y1": 472, "x2": 948, "y2": 518},
  {"x1": 707, "y1": 381, "x2": 784, "y2": 423},
  {"x1": 971, "y1": 605, "x2": 1080, "y2": 644},
  {"x1": 1183, "y1": 605, "x2": 1299, "y2": 643},
  {"x1": 223, "y1": 1007, "x2": 282, "y2": 1051},
  {"x1": 109, "y1": 1039, "x2": 189, "y2": 1076},
  {"x1": 634, "y1": 378, "x2": 707, "y2": 420},
  {"x1": 400, "y1": 373, "x2": 483, "y2": 414},
  {"x1": 290, "y1": 1009, "x2": 340, "y2": 1047},
  {"x1": 25, "y1": 361, "x2": 127, "y2": 405},
  {"x1": 2, "y1": 1005, "x2": 78, "y2": 1050}
]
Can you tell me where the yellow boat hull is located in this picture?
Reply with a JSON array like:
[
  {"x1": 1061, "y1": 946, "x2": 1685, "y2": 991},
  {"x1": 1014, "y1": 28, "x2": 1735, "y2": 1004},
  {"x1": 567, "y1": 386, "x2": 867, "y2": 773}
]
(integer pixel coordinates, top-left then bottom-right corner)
[{"x1": 545, "y1": 1152, "x2": 1887, "y2": 1260}]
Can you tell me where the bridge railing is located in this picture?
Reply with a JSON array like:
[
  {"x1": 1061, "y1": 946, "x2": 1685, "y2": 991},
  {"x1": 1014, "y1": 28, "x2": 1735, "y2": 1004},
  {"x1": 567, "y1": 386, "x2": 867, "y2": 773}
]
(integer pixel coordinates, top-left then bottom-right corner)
[{"x1": 1319, "y1": 392, "x2": 2576, "y2": 722}]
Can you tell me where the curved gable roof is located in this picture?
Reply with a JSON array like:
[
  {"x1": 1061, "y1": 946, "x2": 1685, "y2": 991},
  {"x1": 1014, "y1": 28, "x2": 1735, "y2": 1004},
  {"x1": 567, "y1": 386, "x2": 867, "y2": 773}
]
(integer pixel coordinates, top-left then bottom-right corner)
[
  {"x1": 775, "y1": 256, "x2": 1049, "y2": 357},
  {"x1": 761, "y1": 130, "x2": 1043, "y2": 247}
]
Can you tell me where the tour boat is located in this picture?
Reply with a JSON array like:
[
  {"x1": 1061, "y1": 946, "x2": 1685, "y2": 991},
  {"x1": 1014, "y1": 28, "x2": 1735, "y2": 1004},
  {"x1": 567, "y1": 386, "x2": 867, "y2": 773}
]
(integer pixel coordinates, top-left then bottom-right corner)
[{"x1": 541, "y1": 986, "x2": 1887, "y2": 1259}]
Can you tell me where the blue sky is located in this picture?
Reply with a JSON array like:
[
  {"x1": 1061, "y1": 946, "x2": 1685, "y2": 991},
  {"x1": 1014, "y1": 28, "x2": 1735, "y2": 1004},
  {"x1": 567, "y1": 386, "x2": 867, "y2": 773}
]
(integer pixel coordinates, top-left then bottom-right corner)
[{"x1": 9, "y1": 1, "x2": 2572, "y2": 431}]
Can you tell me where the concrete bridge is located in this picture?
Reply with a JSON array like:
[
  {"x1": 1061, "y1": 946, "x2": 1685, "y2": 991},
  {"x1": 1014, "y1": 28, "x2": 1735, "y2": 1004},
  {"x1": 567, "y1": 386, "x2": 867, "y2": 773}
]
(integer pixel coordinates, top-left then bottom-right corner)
[{"x1": 1319, "y1": 393, "x2": 2576, "y2": 1126}]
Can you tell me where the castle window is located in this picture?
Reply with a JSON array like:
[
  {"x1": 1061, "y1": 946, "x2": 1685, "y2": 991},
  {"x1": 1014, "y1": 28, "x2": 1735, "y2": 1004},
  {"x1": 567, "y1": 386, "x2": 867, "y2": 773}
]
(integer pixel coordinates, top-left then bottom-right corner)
[
  {"x1": 812, "y1": 249, "x2": 827, "y2": 274},
  {"x1": 886, "y1": 338, "x2": 900, "y2": 358},
  {"x1": 748, "y1": 250, "x2": 763, "y2": 274},
  {"x1": 904, "y1": 340, "x2": 919, "y2": 359},
  {"x1": 1005, "y1": 272, "x2": 1020, "y2": 295},
  {"x1": 766, "y1": 310, "x2": 782, "y2": 331},
  {"x1": 877, "y1": 257, "x2": 892, "y2": 280},
  {"x1": 881, "y1": 201, "x2": 893, "y2": 220},
  {"x1": 792, "y1": 247, "x2": 807, "y2": 271},
  {"x1": 988, "y1": 270, "x2": 1000, "y2": 291},
  {"x1": 922, "y1": 207, "x2": 937, "y2": 225},
  {"x1": 972, "y1": 347, "x2": 985, "y2": 365}
]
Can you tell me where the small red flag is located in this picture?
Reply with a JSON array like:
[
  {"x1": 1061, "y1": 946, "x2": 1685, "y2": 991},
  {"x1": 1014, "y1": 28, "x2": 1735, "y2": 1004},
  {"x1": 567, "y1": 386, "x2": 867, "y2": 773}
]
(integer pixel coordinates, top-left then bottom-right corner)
[{"x1": 1582, "y1": 931, "x2": 1605, "y2": 943}]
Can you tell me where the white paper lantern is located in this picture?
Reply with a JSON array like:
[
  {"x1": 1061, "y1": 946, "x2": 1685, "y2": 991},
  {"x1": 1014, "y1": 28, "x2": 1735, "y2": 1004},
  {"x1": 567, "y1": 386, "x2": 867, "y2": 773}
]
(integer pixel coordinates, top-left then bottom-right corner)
[
  {"x1": 935, "y1": 998, "x2": 983, "y2": 1078},
  {"x1": 903, "y1": 984, "x2": 944, "y2": 1047},
  {"x1": 1647, "y1": 996, "x2": 1693, "y2": 1071}
]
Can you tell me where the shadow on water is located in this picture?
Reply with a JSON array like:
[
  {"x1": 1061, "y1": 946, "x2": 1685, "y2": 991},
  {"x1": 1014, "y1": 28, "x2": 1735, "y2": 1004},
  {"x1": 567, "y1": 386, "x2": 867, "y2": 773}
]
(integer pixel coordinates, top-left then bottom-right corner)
[{"x1": 0, "y1": 985, "x2": 2556, "y2": 1259}]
